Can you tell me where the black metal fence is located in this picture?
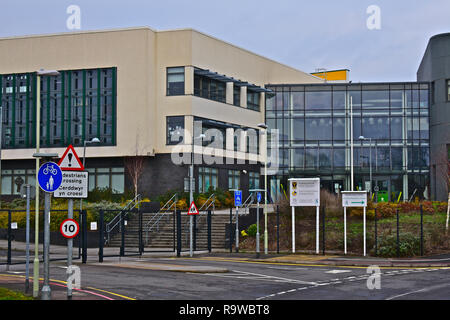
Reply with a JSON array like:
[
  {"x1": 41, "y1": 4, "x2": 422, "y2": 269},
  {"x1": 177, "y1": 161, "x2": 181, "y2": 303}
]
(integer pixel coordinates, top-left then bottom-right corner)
[{"x1": 0, "y1": 209, "x2": 87, "y2": 266}]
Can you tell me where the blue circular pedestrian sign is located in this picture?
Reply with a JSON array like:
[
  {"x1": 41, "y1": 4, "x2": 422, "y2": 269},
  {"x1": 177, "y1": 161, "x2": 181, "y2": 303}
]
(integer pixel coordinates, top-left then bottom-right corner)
[{"x1": 38, "y1": 162, "x2": 63, "y2": 192}]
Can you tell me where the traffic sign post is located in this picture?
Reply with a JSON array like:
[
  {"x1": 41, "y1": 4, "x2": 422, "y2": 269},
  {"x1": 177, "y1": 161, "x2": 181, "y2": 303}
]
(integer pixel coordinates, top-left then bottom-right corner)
[
  {"x1": 57, "y1": 144, "x2": 89, "y2": 299},
  {"x1": 234, "y1": 190, "x2": 242, "y2": 253},
  {"x1": 289, "y1": 178, "x2": 320, "y2": 254},
  {"x1": 188, "y1": 201, "x2": 199, "y2": 258},
  {"x1": 37, "y1": 160, "x2": 63, "y2": 300},
  {"x1": 342, "y1": 191, "x2": 368, "y2": 256},
  {"x1": 250, "y1": 189, "x2": 265, "y2": 258}
]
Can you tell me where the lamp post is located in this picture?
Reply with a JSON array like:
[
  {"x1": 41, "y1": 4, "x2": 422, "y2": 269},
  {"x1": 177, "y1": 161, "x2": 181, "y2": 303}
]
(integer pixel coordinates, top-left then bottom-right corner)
[
  {"x1": 79, "y1": 137, "x2": 100, "y2": 213},
  {"x1": 33, "y1": 69, "x2": 60, "y2": 299},
  {"x1": 190, "y1": 132, "x2": 205, "y2": 257},
  {"x1": 257, "y1": 123, "x2": 268, "y2": 255},
  {"x1": 359, "y1": 136, "x2": 372, "y2": 198}
]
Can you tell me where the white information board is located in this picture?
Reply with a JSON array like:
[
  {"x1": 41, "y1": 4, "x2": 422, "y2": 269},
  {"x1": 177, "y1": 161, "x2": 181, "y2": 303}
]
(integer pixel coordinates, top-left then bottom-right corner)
[
  {"x1": 342, "y1": 191, "x2": 368, "y2": 207},
  {"x1": 54, "y1": 171, "x2": 88, "y2": 198},
  {"x1": 289, "y1": 178, "x2": 320, "y2": 207}
]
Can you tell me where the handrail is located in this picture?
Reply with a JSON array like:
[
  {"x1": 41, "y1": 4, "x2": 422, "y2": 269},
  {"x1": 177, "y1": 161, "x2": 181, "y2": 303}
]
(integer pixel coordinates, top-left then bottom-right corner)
[
  {"x1": 144, "y1": 193, "x2": 178, "y2": 245},
  {"x1": 184, "y1": 194, "x2": 215, "y2": 246},
  {"x1": 105, "y1": 194, "x2": 141, "y2": 243},
  {"x1": 232, "y1": 193, "x2": 254, "y2": 223}
]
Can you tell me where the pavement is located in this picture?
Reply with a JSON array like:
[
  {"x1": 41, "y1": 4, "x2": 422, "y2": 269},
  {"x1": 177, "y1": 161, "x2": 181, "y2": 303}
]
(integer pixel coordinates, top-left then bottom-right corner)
[{"x1": 1, "y1": 239, "x2": 450, "y2": 271}]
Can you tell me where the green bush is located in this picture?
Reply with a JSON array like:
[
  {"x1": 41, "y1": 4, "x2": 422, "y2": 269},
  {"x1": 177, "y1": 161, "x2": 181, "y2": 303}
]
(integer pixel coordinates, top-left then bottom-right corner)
[
  {"x1": 247, "y1": 224, "x2": 257, "y2": 237},
  {"x1": 376, "y1": 232, "x2": 420, "y2": 257}
]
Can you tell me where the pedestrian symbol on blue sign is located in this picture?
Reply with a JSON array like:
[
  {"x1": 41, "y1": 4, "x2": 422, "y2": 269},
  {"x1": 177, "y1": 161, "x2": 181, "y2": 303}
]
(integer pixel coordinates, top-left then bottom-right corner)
[
  {"x1": 38, "y1": 162, "x2": 63, "y2": 192},
  {"x1": 257, "y1": 192, "x2": 262, "y2": 203},
  {"x1": 234, "y1": 190, "x2": 242, "y2": 206}
]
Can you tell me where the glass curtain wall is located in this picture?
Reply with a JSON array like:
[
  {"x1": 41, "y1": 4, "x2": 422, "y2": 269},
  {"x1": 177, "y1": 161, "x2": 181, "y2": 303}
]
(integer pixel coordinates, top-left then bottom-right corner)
[{"x1": 265, "y1": 83, "x2": 430, "y2": 201}]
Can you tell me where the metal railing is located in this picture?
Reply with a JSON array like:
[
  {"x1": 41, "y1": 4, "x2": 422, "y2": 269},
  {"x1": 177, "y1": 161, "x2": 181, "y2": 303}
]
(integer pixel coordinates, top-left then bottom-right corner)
[
  {"x1": 144, "y1": 193, "x2": 178, "y2": 245},
  {"x1": 184, "y1": 194, "x2": 215, "y2": 246},
  {"x1": 232, "y1": 193, "x2": 254, "y2": 223},
  {"x1": 105, "y1": 194, "x2": 141, "y2": 244}
]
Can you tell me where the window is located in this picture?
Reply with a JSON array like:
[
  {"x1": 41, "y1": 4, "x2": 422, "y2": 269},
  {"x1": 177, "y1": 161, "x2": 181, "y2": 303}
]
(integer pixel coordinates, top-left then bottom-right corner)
[
  {"x1": 247, "y1": 90, "x2": 260, "y2": 111},
  {"x1": 194, "y1": 74, "x2": 226, "y2": 103},
  {"x1": 198, "y1": 167, "x2": 218, "y2": 193},
  {"x1": 447, "y1": 80, "x2": 450, "y2": 101},
  {"x1": 249, "y1": 172, "x2": 260, "y2": 190},
  {"x1": 233, "y1": 86, "x2": 240, "y2": 106},
  {"x1": 228, "y1": 170, "x2": 240, "y2": 190},
  {"x1": 167, "y1": 67, "x2": 185, "y2": 96},
  {"x1": 1, "y1": 169, "x2": 35, "y2": 195},
  {"x1": 166, "y1": 116, "x2": 184, "y2": 145},
  {"x1": 87, "y1": 167, "x2": 124, "y2": 194}
]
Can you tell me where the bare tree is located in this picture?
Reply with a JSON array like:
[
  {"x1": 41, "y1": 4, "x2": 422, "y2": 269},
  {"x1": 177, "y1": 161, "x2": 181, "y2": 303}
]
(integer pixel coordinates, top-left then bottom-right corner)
[{"x1": 125, "y1": 156, "x2": 145, "y2": 200}]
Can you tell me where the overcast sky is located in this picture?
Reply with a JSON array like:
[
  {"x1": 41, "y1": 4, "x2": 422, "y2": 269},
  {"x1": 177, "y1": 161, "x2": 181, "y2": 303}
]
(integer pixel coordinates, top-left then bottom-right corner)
[{"x1": 1, "y1": 0, "x2": 449, "y2": 82}]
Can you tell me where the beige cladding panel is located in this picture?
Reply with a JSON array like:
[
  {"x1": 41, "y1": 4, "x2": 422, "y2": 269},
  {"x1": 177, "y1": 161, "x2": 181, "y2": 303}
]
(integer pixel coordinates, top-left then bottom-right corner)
[{"x1": 0, "y1": 28, "x2": 157, "y2": 159}]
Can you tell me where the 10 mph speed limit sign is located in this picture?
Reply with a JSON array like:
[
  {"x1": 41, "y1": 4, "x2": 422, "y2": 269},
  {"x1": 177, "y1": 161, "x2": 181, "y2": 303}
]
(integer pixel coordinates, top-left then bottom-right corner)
[{"x1": 60, "y1": 219, "x2": 80, "y2": 239}]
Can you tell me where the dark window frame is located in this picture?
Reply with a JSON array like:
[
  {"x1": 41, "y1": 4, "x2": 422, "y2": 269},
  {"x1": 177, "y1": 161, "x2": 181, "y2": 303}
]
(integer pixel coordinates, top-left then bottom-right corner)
[{"x1": 166, "y1": 66, "x2": 185, "y2": 96}]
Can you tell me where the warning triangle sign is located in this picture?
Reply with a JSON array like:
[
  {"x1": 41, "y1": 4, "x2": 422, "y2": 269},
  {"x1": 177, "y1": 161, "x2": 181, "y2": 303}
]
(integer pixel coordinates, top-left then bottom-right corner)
[
  {"x1": 188, "y1": 201, "x2": 199, "y2": 215},
  {"x1": 58, "y1": 145, "x2": 84, "y2": 171}
]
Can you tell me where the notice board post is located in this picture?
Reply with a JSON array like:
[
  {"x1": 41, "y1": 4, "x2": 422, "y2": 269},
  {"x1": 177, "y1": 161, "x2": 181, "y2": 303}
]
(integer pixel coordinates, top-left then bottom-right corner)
[
  {"x1": 289, "y1": 178, "x2": 320, "y2": 254},
  {"x1": 342, "y1": 191, "x2": 368, "y2": 256}
]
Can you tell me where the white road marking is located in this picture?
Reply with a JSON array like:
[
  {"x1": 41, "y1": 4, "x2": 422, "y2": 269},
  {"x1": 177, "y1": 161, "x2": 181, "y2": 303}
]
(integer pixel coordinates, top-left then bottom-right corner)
[{"x1": 326, "y1": 270, "x2": 352, "y2": 274}]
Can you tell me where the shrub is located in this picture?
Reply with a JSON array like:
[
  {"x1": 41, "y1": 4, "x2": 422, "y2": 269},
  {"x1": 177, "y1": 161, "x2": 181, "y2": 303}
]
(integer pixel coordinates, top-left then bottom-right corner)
[
  {"x1": 376, "y1": 232, "x2": 420, "y2": 257},
  {"x1": 247, "y1": 224, "x2": 257, "y2": 237}
]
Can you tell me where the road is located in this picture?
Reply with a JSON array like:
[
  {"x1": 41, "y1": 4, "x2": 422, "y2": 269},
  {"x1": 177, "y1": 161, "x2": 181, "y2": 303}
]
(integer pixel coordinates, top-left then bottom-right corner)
[{"x1": 1, "y1": 253, "x2": 449, "y2": 301}]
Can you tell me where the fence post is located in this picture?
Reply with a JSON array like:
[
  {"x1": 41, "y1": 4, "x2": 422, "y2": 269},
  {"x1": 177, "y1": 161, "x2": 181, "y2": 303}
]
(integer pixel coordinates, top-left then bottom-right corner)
[
  {"x1": 207, "y1": 210, "x2": 212, "y2": 253},
  {"x1": 82, "y1": 210, "x2": 88, "y2": 264},
  {"x1": 420, "y1": 204, "x2": 424, "y2": 256},
  {"x1": 138, "y1": 209, "x2": 143, "y2": 255},
  {"x1": 322, "y1": 206, "x2": 326, "y2": 255},
  {"x1": 120, "y1": 210, "x2": 125, "y2": 257},
  {"x1": 396, "y1": 209, "x2": 400, "y2": 258},
  {"x1": 7, "y1": 210, "x2": 11, "y2": 267},
  {"x1": 229, "y1": 208, "x2": 233, "y2": 253},
  {"x1": 374, "y1": 208, "x2": 378, "y2": 256},
  {"x1": 193, "y1": 215, "x2": 197, "y2": 252},
  {"x1": 176, "y1": 210, "x2": 182, "y2": 257},
  {"x1": 98, "y1": 210, "x2": 104, "y2": 263},
  {"x1": 276, "y1": 205, "x2": 280, "y2": 254}
]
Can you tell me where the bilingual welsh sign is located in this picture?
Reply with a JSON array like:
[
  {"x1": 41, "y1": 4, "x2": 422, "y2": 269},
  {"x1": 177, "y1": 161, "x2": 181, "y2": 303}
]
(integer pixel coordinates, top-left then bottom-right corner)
[
  {"x1": 54, "y1": 171, "x2": 88, "y2": 199},
  {"x1": 38, "y1": 162, "x2": 63, "y2": 193},
  {"x1": 342, "y1": 191, "x2": 368, "y2": 207},
  {"x1": 289, "y1": 178, "x2": 320, "y2": 207}
]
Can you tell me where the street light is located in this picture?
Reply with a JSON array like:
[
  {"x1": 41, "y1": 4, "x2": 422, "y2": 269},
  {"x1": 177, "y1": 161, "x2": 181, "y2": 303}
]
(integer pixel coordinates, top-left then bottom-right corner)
[
  {"x1": 33, "y1": 69, "x2": 60, "y2": 299},
  {"x1": 190, "y1": 132, "x2": 206, "y2": 257},
  {"x1": 80, "y1": 137, "x2": 101, "y2": 212},
  {"x1": 257, "y1": 123, "x2": 268, "y2": 255},
  {"x1": 359, "y1": 136, "x2": 372, "y2": 198}
]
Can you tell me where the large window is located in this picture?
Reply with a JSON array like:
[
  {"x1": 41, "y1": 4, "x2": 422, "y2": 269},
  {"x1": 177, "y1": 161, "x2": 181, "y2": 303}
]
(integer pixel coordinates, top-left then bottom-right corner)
[
  {"x1": 0, "y1": 67, "x2": 116, "y2": 149},
  {"x1": 247, "y1": 90, "x2": 260, "y2": 111},
  {"x1": 249, "y1": 172, "x2": 260, "y2": 190},
  {"x1": 228, "y1": 170, "x2": 240, "y2": 190},
  {"x1": 1, "y1": 169, "x2": 35, "y2": 195},
  {"x1": 194, "y1": 74, "x2": 226, "y2": 103},
  {"x1": 447, "y1": 79, "x2": 450, "y2": 101},
  {"x1": 198, "y1": 167, "x2": 218, "y2": 193},
  {"x1": 87, "y1": 167, "x2": 124, "y2": 194},
  {"x1": 166, "y1": 116, "x2": 184, "y2": 145},
  {"x1": 167, "y1": 67, "x2": 185, "y2": 96}
]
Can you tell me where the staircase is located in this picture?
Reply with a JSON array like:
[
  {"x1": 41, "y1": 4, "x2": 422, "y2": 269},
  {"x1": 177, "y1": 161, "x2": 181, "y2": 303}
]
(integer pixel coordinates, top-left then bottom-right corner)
[{"x1": 107, "y1": 211, "x2": 231, "y2": 250}]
